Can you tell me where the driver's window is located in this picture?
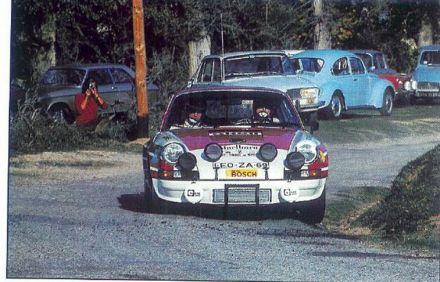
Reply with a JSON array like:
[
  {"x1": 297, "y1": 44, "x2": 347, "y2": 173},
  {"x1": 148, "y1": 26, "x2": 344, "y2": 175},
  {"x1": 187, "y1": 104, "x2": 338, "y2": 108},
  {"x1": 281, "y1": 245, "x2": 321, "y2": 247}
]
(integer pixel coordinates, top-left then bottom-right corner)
[{"x1": 332, "y1": 57, "x2": 349, "y2": 76}]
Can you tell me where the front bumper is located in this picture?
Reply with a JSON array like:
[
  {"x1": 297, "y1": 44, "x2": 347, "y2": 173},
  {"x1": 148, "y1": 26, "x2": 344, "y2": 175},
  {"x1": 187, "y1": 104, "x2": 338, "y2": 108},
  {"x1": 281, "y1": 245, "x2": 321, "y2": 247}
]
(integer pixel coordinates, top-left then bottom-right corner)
[
  {"x1": 414, "y1": 90, "x2": 440, "y2": 99},
  {"x1": 152, "y1": 178, "x2": 326, "y2": 205},
  {"x1": 298, "y1": 101, "x2": 326, "y2": 113}
]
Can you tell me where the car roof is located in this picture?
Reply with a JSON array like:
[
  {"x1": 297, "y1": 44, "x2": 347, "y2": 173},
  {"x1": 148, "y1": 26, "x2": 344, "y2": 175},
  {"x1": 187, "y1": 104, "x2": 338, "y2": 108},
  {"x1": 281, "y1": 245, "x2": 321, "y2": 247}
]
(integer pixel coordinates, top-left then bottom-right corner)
[
  {"x1": 202, "y1": 50, "x2": 287, "y2": 59},
  {"x1": 350, "y1": 49, "x2": 383, "y2": 55},
  {"x1": 48, "y1": 63, "x2": 132, "y2": 70},
  {"x1": 291, "y1": 49, "x2": 357, "y2": 60},
  {"x1": 419, "y1": 44, "x2": 440, "y2": 52}
]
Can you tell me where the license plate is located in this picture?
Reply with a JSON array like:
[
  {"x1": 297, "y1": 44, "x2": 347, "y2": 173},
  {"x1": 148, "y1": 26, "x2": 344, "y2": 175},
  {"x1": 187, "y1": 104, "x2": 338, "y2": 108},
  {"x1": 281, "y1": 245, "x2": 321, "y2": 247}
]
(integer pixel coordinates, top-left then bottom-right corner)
[{"x1": 225, "y1": 168, "x2": 257, "y2": 178}]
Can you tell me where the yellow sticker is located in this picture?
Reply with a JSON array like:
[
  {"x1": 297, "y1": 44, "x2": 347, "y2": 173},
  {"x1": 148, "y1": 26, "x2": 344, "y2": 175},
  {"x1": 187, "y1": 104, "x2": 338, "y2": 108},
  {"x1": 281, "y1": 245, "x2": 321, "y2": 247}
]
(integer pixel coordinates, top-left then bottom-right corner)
[{"x1": 225, "y1": 168, "x2": 258, "y2": 178}]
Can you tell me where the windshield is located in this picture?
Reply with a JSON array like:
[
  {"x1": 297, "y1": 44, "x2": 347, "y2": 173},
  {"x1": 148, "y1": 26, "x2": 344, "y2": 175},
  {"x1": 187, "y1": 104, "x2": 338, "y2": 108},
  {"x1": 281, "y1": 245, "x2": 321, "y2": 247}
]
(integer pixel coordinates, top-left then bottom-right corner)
[
  {"x1": 165, "y1": 91, "x2": 301, "y2": 129},
  {"x1": 224, "y1": 55, "x2": 291, "y2": 79},
  {"x1": 40, "y1": 69, "x2": 86, "y2": 86},
  {"x1": 420, "y1": 51, "x2": 440, "y2": 65}
]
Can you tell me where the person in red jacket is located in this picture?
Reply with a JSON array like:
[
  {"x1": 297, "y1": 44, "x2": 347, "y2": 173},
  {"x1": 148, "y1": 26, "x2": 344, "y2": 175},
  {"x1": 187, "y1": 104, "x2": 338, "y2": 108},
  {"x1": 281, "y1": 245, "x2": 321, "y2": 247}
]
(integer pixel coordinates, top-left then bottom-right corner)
[{"x1": 74, "y1": 78, "x2": 108, "y2": 127}]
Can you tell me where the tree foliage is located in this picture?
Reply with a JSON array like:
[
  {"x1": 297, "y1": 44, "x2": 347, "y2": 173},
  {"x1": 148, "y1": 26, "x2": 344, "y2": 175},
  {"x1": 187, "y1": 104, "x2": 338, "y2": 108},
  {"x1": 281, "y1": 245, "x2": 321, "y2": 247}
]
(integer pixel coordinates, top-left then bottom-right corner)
[{"x1": 11, "y1": 0, "x2": 440, "y2": 88}]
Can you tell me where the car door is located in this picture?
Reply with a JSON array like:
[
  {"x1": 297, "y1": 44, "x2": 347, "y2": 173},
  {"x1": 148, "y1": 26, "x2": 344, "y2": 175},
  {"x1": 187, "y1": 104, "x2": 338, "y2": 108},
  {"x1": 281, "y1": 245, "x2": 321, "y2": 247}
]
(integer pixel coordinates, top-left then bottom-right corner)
[
  {"x1": 331, "y1": 57, "x2": 356, "y2": 106},
  {"x1": 349, "y1": 57, "x2": 370, "y2": 106},
  {"x1": 109, "y1": 67, "x2": 135, "y2": 113},
  {"x1": 86, "y1": 68, "x2": 117, "y2": 114}
]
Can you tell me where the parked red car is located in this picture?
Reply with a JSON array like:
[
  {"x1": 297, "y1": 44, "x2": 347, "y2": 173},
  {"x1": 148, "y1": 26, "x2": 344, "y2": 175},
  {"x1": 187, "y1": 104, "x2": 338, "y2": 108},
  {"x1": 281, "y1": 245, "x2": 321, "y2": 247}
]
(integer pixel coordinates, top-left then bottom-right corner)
[{"x1": 351, "y1": 50, "x2": 411, "y2": 102}]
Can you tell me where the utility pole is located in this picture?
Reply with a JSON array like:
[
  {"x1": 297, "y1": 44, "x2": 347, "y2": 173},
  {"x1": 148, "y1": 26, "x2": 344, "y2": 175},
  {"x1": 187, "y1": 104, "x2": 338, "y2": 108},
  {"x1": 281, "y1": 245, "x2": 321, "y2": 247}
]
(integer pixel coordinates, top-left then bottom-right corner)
[{"x1": 132, "y1": 0, "x2": 149, "y2": 138}]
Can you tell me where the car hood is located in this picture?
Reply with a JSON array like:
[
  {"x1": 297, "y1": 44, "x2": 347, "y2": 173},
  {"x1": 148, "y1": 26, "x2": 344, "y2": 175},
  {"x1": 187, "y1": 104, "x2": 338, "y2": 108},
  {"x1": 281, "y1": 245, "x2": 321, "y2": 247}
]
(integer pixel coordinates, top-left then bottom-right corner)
[
  {"x1": 38, "y1": 85, "x2": 81, "y2": 97},
  {"x1": 157, "y1": 127, "x2": 300, "y2": 151},
  {"x1": 414, "y1": 66, "x2": 440, "y2": 82},
  {"x1": 221, "y1": 75, "x2": 317, "y2": 92}
]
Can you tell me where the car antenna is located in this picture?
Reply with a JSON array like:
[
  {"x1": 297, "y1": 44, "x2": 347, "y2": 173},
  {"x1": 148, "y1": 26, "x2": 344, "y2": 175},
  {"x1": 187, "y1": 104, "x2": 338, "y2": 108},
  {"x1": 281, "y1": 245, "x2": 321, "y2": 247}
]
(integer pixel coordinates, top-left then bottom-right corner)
[{"x1": 221, "y1": 13, "x2": 224, "y2": 56}]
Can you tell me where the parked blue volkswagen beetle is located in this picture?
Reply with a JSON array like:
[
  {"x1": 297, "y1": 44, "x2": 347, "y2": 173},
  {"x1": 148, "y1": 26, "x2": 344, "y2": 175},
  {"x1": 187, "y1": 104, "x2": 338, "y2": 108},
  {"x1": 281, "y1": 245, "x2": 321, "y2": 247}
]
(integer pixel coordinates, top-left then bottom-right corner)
[{"x1": 289, "y1": 50, "x2": 395, "y2": 119}]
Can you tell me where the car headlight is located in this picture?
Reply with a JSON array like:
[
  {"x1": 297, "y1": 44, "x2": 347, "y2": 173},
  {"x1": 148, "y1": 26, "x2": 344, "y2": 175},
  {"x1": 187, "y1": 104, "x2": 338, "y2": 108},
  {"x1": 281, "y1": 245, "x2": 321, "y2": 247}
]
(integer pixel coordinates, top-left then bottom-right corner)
[
  {"x1": 204, "y1": 143, "x2": 223, "y2": 162},
  {"x1": 295, "y1": 140, "x2": 318, "y2": 164},
  {"x1": 411, "y1": 80, "x2": 417, "y2": 90},
  {"x1": 162, "y1": 143, "x2": 185, "y2": 164},
  {"x1": 285, "y1": 152, "x2": 305, "y2": 170},
  {"x1": 300, "y1": 87, "x2": 320, "y2": 98},
  {"x1": 404, "y1": 81, "x2": 411, "y2": 91},
  {"x1": 258, "y1": 143, "x2": 277, "y2": 162}
]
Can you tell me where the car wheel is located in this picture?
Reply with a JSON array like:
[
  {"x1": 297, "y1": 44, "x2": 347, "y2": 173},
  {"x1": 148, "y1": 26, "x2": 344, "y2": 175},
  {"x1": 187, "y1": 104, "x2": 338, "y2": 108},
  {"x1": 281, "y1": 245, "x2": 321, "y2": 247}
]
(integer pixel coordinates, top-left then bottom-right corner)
[
  {"x1": 144, "y1": 176, "x2": 162, "y2": 213},
  {"x1": 324, "y1": 93, "x2": 343, "y2": 120},
  {"x1": 380, "y1": 89, "x2": 393, "y2": 116},
  {"x1": 48, "y1": 105, "x2": 75, "y2": 124},
  {"x1": 299, "y1": 187, "x2": 326, "y2": 224}
]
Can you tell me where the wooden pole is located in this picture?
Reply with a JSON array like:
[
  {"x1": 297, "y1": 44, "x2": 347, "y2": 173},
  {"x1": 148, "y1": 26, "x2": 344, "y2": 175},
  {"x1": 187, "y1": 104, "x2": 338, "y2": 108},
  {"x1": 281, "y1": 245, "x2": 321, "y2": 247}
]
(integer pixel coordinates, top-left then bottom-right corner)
[{"x1": 132, "y1": 0, "x2": 149, "y2": 138}]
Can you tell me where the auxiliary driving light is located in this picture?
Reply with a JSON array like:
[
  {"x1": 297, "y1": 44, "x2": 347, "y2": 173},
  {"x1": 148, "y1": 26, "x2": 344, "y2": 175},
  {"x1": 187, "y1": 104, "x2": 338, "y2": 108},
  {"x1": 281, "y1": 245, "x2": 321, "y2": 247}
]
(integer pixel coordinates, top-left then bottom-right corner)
[
  {"x1": 258, "y1": 143, "x2": 277, "y2": 162},
  {"x1": 177, "y1": 152, "x2": 197, "y2": 170},
  {"x1": 204, "y1": 143, "x2": 222, "y2": 162},
  {"x1": 285, "y1": 152, "x2": 305, "y2": 170}
]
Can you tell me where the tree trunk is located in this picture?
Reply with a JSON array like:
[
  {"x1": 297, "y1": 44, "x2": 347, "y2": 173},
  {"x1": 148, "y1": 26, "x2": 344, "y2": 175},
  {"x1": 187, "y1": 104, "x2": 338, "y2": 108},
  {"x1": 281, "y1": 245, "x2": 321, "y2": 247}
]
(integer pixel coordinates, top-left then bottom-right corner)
[
  {"x1": 32, "y1": 15, "x2": 56, "y2": 83},
  {"x1": 188, "y1": 29, "x2": 211, "y2": 79},
  {"x1": 418, "y1": 17, "x2": 433, "y2": 47},
  {"x1": 313, "y1": 0, "x2": 331, "y2": 49}
]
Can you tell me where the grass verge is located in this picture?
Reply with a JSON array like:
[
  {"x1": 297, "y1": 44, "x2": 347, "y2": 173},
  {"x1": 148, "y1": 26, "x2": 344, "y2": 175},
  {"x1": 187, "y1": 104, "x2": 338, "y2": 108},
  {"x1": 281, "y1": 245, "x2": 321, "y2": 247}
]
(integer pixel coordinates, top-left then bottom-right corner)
[{"x1": 324, "y1": 145, "x2": 440, "y2": 253}]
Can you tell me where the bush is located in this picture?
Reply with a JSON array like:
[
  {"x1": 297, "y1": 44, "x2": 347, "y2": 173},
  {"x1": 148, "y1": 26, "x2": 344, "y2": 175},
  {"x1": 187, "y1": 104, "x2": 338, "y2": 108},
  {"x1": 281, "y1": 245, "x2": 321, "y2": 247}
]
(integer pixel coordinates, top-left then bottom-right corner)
[
  {"x1": 360, "y1": 145, "x2": 440, "y2": 237},
  {"x1": 9, "y1": 93, "x2": 137, "y2": 154}
]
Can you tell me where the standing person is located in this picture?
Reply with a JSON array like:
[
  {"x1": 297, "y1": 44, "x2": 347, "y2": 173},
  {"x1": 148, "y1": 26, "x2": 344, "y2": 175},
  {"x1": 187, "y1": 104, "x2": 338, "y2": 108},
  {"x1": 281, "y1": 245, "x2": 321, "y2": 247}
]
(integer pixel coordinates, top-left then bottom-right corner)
[{"x1": 74, "y1": 78, "x2": 108, "y2": 127}]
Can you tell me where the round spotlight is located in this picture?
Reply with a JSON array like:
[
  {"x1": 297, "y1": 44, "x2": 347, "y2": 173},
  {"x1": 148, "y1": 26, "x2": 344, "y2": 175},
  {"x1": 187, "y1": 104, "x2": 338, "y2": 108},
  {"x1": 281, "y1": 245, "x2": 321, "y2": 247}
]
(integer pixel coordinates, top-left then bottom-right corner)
[
  {"x1": 204, "y1": 143, "x2": 222, "y2": 162},
  {"x1": 285, "y1": 152, "x2": 305, "y2": 170},
  {"x1": 258, "y1": 143, "x2": 277, "y2": 162},
  {"x1": 177, "y1": 152, "x2": 197, "y2": 170}
]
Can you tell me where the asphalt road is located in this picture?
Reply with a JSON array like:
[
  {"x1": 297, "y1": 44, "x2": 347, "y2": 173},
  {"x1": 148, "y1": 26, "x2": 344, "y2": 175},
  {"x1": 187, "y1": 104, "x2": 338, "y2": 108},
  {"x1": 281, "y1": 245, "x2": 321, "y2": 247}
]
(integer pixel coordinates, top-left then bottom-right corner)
[{"x1": 7, "y1": 134, "x2": 440, "y2": 281}]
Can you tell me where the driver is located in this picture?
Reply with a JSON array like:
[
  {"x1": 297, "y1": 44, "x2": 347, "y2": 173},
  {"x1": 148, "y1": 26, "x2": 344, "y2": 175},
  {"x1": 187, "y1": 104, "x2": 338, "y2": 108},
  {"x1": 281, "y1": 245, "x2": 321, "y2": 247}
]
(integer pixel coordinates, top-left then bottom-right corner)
[{"x1": 183, "y1": 103, "x2": 205, "y2": 128}]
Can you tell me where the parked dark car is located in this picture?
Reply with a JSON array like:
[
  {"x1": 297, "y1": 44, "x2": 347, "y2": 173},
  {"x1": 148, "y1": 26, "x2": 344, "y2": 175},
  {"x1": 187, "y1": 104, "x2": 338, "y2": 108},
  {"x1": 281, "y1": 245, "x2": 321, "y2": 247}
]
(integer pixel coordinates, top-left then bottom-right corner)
[
  {"x1": 37, "y1": 64, "x2": 137, "y2": 124},
  {"x1": 351, "y1": 49, "x2": 411, "y2": 101}
]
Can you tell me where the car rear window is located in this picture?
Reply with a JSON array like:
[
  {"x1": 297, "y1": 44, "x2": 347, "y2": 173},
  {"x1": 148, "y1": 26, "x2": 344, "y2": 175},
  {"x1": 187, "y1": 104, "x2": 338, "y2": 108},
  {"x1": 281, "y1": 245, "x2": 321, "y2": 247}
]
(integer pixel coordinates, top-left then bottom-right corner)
[{"x1": 41, "y1": 69, "x2": 85, "y2": 86}]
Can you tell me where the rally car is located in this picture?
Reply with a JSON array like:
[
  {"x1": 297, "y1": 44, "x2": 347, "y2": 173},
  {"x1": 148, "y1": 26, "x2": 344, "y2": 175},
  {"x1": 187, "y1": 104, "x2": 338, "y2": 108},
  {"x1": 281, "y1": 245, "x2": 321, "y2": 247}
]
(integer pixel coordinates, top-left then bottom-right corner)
[{"x1": 143, "y1": 86, "x2": 328, "y2": 223}]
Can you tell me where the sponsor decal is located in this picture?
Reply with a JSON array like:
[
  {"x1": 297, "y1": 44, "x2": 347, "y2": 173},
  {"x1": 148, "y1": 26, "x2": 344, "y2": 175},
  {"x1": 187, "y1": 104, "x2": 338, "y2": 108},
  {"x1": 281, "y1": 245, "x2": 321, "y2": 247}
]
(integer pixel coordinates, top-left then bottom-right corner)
[
  {"x1": 221, "y1": 144, "x2": 260, "y2": 157},
  {"x1": 209, "y1": 131, "x2": 262, "y2": 137},
  {"x1": 225, "y1": 168, "x2": 258, "y2": 178}
]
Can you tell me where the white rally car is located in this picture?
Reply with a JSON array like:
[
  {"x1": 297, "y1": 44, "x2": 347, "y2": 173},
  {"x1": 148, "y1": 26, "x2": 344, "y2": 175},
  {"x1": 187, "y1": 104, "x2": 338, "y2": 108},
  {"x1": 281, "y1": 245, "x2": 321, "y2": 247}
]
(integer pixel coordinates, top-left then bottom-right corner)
[{"x1": 143, "y1": 86, "x2": 329, "y2": 223}]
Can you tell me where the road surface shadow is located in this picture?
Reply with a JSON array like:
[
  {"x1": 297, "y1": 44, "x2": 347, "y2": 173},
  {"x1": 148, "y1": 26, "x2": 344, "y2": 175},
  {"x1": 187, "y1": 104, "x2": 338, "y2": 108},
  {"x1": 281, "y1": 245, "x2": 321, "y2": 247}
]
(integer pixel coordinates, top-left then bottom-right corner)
[
  {"x1": 118, "y1": 193, "x2": 318, "y2": 223},
  {"x1": 311, "y1": 251, "x2": 438, "y2": 260}
]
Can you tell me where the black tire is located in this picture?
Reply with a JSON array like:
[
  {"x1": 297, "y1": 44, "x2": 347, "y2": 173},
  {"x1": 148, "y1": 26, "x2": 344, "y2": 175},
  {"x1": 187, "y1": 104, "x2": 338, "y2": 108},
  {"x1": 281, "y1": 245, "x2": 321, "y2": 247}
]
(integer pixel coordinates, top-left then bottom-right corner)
[
  {"x1": 144, "y1": 174, "x2": 162, "y2": 213},
  {"x1": 380, "y1": 89, "x2": 393, "y2": 116},
  {"x1": 299, "y1": 187, "x2": 326, "y2": 224},
  {"x1": 48, "y1": 104, "x2": 75, "y2": 124},
  {"x1": 324, "y1": 93, "x2": 343, "y2": 120}
]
